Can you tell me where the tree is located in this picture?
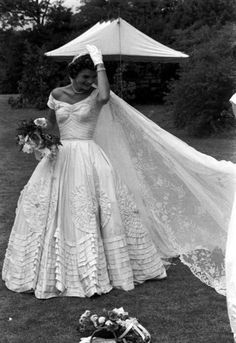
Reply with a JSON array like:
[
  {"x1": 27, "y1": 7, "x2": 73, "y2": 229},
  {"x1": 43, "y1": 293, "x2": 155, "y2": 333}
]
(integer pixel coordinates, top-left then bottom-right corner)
[
  {"x1": 165, "y1": 24, "x2": 236, "y2": 136},
  {"x1": 17, "y1": 3, "x2": 74, "y2": 106},
  {"x1": 0, "y1": 0, "x2": 67, "y2": 30},
  {"x1": 169, "y1": 0, "x2": 236, "y2": 30},
  {"x1": 74, "y1": 0, "x2": 168, "y2": 39},
  {"x1": 0, "y1": 0, "x2": 73, "y2": 95}
]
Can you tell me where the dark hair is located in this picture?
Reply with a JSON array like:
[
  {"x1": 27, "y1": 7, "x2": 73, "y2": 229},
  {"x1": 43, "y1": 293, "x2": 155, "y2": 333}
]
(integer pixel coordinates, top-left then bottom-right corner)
[{"x1": 67, "y1": 54, "x2": 96, "y2": 79}]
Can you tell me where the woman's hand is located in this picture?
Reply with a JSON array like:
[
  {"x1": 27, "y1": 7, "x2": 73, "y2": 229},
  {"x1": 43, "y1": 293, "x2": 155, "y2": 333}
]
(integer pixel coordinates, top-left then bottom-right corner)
[
  {"x1": 86, "y1": 44, "x2": 103, "y2": 66},
  {"x1": 86, "y1": 44, "x2": 110, "y2": 104}
]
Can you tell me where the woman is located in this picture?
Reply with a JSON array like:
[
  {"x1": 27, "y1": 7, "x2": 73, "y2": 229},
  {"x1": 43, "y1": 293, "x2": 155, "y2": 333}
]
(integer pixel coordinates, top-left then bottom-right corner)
[
  {"x1": 2, "y1": 45, "x2": 236, "y2": 301},
  {"x1": 2, "y1": 45, "x2": 167, "y2": 299}
]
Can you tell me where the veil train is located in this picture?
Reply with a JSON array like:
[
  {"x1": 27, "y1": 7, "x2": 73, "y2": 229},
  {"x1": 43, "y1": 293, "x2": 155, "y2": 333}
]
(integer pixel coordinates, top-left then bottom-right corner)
[{"x1": 94, "y1": 91, "x2": 236, "y2": 297}]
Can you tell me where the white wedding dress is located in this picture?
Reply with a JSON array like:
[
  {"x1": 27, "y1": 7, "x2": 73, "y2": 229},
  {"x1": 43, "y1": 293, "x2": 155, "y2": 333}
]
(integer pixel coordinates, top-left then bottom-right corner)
[
  {"x1": 2, "y1": 87, "x2": 236, "y2": 305},
  {"x1": 2, "y1": 88, "x2": 166, "y2": 299}
]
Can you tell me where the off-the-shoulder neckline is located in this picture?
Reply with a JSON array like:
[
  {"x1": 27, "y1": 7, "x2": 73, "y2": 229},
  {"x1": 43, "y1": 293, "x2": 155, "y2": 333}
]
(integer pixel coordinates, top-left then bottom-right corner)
[{"x1": 50, "y1": 87, "x2": 97, "y2": 106}]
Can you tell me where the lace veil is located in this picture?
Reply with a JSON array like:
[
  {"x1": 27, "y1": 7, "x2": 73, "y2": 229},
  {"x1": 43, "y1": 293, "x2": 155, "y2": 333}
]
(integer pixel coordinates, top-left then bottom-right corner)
[{"x1": 94, "y1": 91, "x2": 236, "y2": 295}]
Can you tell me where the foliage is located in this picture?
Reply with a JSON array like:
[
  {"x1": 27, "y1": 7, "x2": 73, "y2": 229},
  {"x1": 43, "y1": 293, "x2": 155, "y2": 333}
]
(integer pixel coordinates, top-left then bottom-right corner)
[
  {"x1": 8, "y1": 95, "x2": 26, "y2": 108},
  {"x1": 0, "y1": 0, "x2": 54, "y2": 29},
  {"x1": 18, "y1": 42, "x2": 68, "y2": 109},
  {"x1": 168, "y1": 0, "x2": 236, "y2": 30},
  {"x1": 0, "y1": 30, "x2": 27, "y2": 94},
  {"x1": 111, "y1": 63, "x2": 137, "y2": 101},
  {"x1": 165, "y1": 24, "x2": 236, "y2": 136},
  {"x1": 0, "y1": 0, "x2": 73, "y2": 95}
]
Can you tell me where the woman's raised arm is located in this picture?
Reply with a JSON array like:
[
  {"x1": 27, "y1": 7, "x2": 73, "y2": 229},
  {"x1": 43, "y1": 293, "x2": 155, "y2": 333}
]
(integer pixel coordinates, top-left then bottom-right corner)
[{"x1": 86, "y1": 44, "x2": 110, "y2": 104}]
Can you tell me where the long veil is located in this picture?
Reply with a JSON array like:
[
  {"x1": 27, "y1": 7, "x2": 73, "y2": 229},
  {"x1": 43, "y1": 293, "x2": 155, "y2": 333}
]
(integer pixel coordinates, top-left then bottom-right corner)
[{"x1": 94, "y1": 91, "x2": 236, "y2": 295}]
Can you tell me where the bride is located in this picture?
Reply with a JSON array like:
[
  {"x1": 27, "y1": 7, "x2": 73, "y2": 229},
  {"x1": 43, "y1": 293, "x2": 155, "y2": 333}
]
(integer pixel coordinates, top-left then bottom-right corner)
[
  {"x1": 2, "y1": 45, "x2": 236, "y2": 309},
  {"x1": 2, "y1": 45, "x2": 167, "y2": 299}
]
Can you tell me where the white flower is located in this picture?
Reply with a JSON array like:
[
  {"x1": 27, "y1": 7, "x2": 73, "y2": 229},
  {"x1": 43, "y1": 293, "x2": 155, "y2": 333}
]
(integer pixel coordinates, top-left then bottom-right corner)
[
  {"x1": 22, "y1": 143, "x2": 33, "y2": 154},
  {"x1": 98, "y1": 316, "x2": 106, "y2": 324},
  {"x1": 80, "y1": 310, "x2": 91, "y2": 318},
  {"x1": 116, "y1": 319, "x2": 125, "y2": 326},
  {"x1": 18, "y1": 135, "x2": 25, "y2": 145},
  {"x1": 105, "y1": 320, "x2": 113, "y2": 326},
  {"x1": 125, "y1": 318, "x2": 138, "y2": 327},
  {"x1": 34, "y1": 117, "x2": 48, "y2": 128},
  {"x1": 112, "y1": 307, "x2": 129, "y2": 316},
  {"x1": 90, "y1": 314, "x2": 98, "y2": 327},
  {"x1": 28, "y1": 137, "x2": 38, "y2": 148}
]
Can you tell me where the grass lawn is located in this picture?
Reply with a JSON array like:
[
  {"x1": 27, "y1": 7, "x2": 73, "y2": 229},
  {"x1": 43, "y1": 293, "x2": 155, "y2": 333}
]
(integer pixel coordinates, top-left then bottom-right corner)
[{"x1": 0, "y1": 95, "x2": 235, "y2": 343}]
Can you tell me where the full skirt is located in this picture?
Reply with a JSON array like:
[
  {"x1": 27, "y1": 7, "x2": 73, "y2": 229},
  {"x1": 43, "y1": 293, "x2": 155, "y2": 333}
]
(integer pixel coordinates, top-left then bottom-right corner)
[{"x1": 2, "y1": 139, "x2": 166, "y2": 298}]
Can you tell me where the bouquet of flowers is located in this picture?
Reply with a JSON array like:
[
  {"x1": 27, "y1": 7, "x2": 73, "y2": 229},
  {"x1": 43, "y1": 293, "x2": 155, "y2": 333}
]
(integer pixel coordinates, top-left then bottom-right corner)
[
  {"x1": 16, "y1": 118, "x2": 62, "y2": 161},
  {"x1": 77, "y1": 307, "x2": 151, "y2": 343}
]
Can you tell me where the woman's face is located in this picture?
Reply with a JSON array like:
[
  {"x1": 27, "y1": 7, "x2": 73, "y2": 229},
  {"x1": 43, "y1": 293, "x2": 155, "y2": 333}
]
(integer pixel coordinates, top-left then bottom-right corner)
[{"x1": 74, "y1": 68, "x2": 97, "y2": 91}]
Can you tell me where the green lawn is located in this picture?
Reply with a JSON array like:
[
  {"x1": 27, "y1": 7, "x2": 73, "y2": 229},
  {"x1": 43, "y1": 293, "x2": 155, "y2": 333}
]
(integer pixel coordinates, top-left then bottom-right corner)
[{"x1": 0, "y1": 95, "x2": 235, "y2": 343}]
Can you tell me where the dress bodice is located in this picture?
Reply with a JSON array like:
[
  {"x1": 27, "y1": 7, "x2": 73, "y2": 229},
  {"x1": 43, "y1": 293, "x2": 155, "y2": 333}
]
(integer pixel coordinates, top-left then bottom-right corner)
[{"x1": 47, "y1": 89, "x2": 101, "y2": 140}]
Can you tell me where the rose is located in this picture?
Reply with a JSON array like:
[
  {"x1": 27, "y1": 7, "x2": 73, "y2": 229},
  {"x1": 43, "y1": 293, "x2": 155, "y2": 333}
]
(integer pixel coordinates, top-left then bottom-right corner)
[
  {"x1": 112, "y1": 307, "x2": 129, "y2": 318},
  {"x1": 108, "y1": 311, "x2": 119, "y2": 322},
  {"x1": 90, "y1": 314, "x2": 98, "y2": 327},
  {"x1": 81, "y1": 310, "x2": 91, "y2": 318},
  {"x1": 28, "y1": 131, "x2": 44, "y2": 149},
  {"x1": 98, "y1": 316, "x2": 106, "y2": 325},
  {"x1": 34, "y1": 117, "x2": 48, "y2": 128},
  {"x1": 79, "y1": 310, "x2": 91, "y2": 324}
]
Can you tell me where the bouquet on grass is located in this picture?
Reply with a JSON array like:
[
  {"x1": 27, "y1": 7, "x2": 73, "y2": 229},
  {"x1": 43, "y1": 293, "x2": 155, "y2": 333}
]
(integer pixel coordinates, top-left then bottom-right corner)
[
  {"x1": 77, "y1": 307, "x2": 151, "y2": 343},
  {"x1": 16, "y1": 118, "x2": 62, "y2": 161}
]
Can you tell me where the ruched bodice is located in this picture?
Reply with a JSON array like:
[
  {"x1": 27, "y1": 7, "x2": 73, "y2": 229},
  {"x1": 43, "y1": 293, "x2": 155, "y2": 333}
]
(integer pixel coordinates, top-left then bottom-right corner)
[{"x1": 47, "y1": 88, "x2": 101, "y2": 140}]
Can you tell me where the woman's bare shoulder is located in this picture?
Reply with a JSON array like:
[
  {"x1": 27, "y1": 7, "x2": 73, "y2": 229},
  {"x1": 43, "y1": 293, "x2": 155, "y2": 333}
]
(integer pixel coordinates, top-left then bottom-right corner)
[{"x1": 51, "y1": 87, "x2": 67, "y2": 100}]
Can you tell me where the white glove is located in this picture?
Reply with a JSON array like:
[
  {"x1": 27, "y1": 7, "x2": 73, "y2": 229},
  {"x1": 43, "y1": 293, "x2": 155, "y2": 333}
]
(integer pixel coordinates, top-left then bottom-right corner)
[{"x1": 86, "y1": 44, "x2": 103, "y2": 66}]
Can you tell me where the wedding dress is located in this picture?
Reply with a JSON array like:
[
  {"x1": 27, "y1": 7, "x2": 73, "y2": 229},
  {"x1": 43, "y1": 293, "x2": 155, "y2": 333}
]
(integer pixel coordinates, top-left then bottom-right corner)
[
  {"x1": 2, "y1": 87, "x2": 236, "y2": 301},
  {"x1": 2, "y1": 87, "x2": 166, "y2": 299}
]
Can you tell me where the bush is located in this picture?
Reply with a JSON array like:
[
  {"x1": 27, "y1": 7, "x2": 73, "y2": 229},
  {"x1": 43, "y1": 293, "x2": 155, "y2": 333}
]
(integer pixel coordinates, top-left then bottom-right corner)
[
  {"x1": 165, "y1": 24, "x2": 236, "y2": 136},
  {"x1": 8, "y1": 95, "x2": 25, "y2": 108},
  {"x1": 18, "y1": 42, "x2": 68, "y2": 109}
]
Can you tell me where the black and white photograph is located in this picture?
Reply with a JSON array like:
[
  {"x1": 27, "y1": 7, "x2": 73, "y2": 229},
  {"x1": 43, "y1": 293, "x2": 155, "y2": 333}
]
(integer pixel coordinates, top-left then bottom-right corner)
[{"x1": 1, "y1": 0, "x2": 236, "y2": 342}]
